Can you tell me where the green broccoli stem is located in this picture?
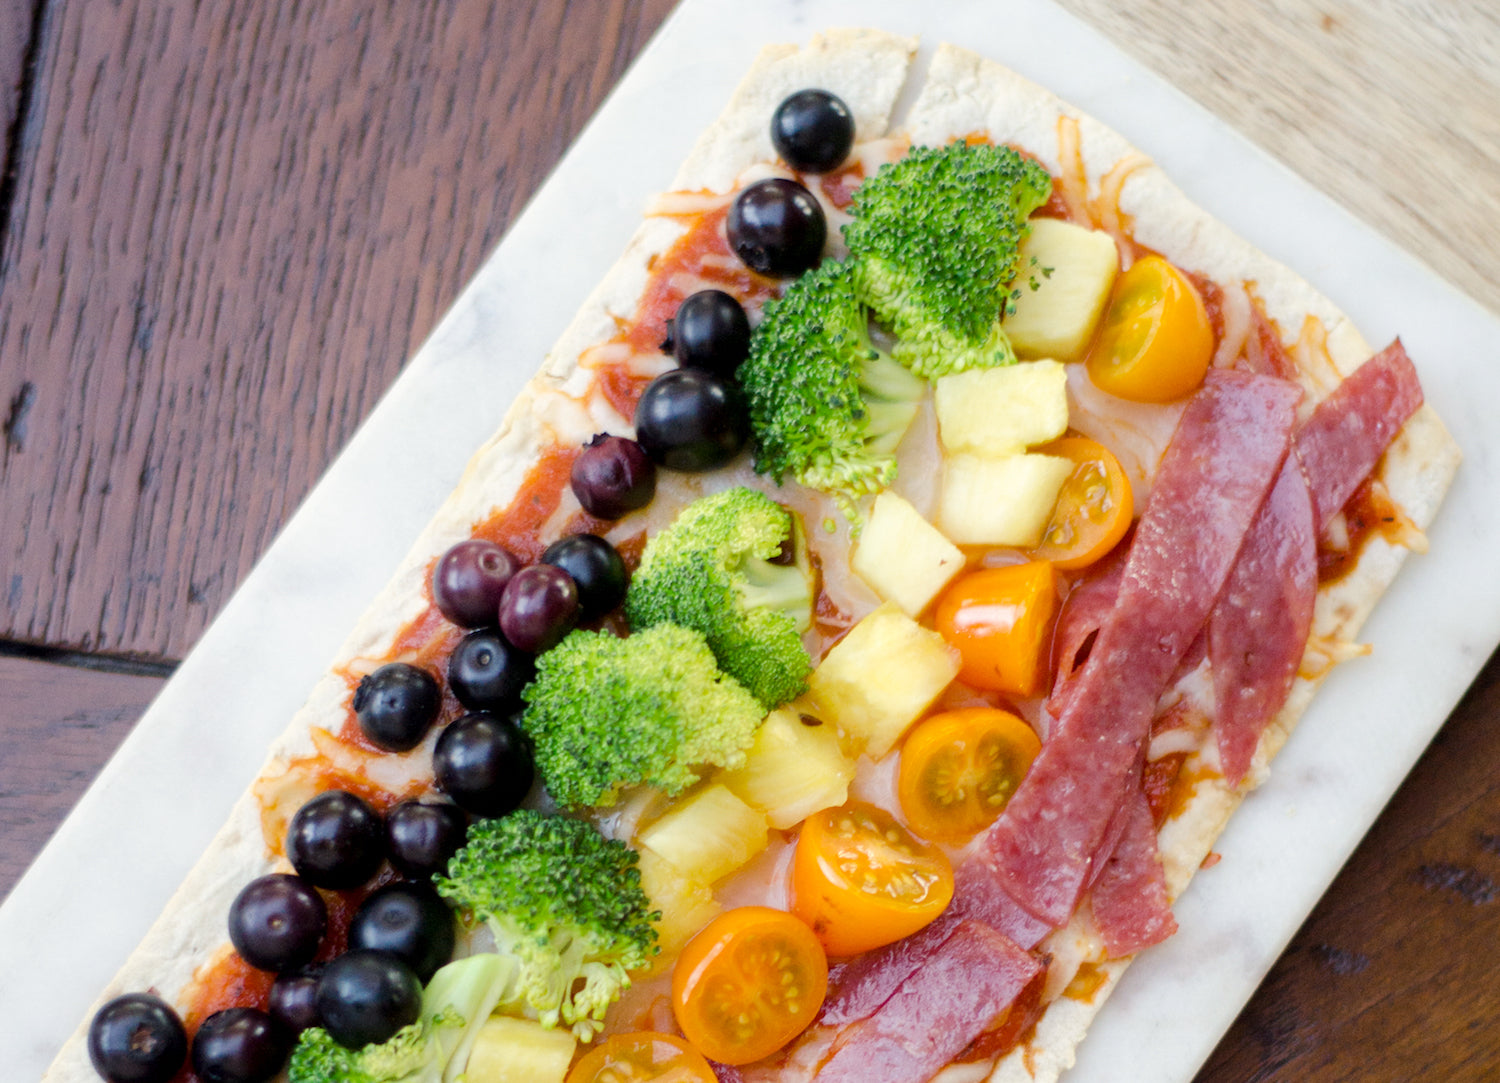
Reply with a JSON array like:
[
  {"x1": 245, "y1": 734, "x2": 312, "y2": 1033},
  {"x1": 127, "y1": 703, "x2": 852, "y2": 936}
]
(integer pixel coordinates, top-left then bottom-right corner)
[
  {"x1": 424, "y1": 954, "x2": 517, "y2": 1080},
  {"x1": 286, "y1": 953, "x2": 517, "y2": 1083},
  {"x1": 737, "y1": 555, "x2": 815, "y2": 632}
]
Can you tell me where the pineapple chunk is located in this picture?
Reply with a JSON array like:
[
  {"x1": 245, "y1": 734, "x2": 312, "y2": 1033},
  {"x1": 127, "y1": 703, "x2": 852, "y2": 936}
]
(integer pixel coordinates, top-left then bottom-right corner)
[
  {"x1": 465, "y1": 1016, "x2": 576, "y2": 1083},
  {"x1": 636, "y1": 847, "x2": 722, "y2": 968},
  {"x1": 639, "y1": 783, "x2": 768, "y2": 885},
  {"x1": 719, "y1": 708, "x2": 856, "y2": 829},
  {"x1": 939, "y1": 453, "x2": 1073, "y2": 547},
  {"x1": 806, "y1": 603, "x2": 960, "y2": 758},
  {"x1": 1003, "y1": 218, "x2": 1119, "y2": 361},
  {"x1": 933, "y1": 361, "x2": 1069, "y2": 457},
  {"x1": 852, "y1": 491, "x2": 966, "y2": 618}
]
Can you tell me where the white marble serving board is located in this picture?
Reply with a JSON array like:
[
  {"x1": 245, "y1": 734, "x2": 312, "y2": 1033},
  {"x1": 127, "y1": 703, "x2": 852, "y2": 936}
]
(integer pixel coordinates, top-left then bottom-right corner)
[{"x1": 5, "y1": 0, "x2": 1498, "y2": 1079}]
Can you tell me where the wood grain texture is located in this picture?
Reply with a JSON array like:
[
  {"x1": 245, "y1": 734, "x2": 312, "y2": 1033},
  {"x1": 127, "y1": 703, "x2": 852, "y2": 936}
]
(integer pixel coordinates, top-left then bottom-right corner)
[
  {"x1": 1055, "y1": 0, "x2": 1500, "y2": 315},
  {"x1": 0, "y1": 0, "x2": 30, "y2": 150},
  {"x1": 0, "y1": 0, "x2": 675, "y2": 660},
  {"x1": 1199, "y1": 646, "x2": 1500, "y2": 1082},
  {"x1": 0, "y1": 656, "x2": 166, "y2": 903}
]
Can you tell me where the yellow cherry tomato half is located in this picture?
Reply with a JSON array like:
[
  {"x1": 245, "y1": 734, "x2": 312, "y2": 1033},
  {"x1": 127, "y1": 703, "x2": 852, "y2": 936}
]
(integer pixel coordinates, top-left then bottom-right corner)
[
  {"x1": 933, "y1": 562, "x2": 1059, "y2": 696},
  {"x1": 671, "y1": 907, "x2": 828, "y2": 1066},
  {"x1": 897, "y1": 708, "x2": 1042, "y2": 841},
  {"x1": 1027, "y1": 436, "x2": 1133, "y2": 571},
  {"x1": 566, "y1": 1032, "x2": 717, "y2": 1083},
  {"x1": 1086, "y1": 255, "x2": 1213, "y2": 402},
  {"x1": 791, "y1": 803, "x2": 954, "y2": 958}
]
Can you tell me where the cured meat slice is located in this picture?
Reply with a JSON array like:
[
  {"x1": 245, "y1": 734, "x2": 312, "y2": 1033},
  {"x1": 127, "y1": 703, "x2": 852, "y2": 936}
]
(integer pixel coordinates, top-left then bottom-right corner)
[
  {"x1": 1089, "y1": 787, "x2": 1178, "y2": 957},
  {"x1": 1295, "y1": 339, "x2": 1424, "y2": 532},
  {"x1": 819, "y1": 857, "x2": 1049, "y2": 1028},
  {"x1": 984, "y1": 371, "x2": 1302, "y2": 924},
  {"x1": 1046, "y1": 544, "x2": 1127, "y2": 720},
  {"x1": 1208, "y1": 456, "x2": 1317, "y2": 784},
  {"x1": 814, "y1": 920, "x2": 1042, "y2": 1083}
]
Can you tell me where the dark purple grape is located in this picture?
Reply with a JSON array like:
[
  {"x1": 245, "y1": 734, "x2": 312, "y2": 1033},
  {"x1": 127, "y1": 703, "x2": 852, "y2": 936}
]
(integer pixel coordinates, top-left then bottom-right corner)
[
  {"x1": 571, "y1": 434, "x2": 657, "y2": 520},
  {"x1": 499, "y1": 564, "x2": 579, "y2": 653},
  {"x1": 348, "y1": 882, "x2": 456, "y2": 983},
  {"x1": 386, "y1": 800, "x2": 469, "y2": 879},
  {"x1": 315, "y1": 950, "x2": 423, "y2": 1049},
  {"x1": 726, "y1": 178, "x2": 826, "y2": 277},
  {"x1": 634, "y1": 368, "x2": 749, "y2": 471},
  {"x1": 540, "y1": 535, "x2": 628, "y2": 622},
  {"x1": 87, "y1": 993, "x2": 188, "y2": 1083},
  {"x1": 268, "y1": 967, "x2": 323, "y2": 1035},
  {"x1": 672, "y1": 290, "x2": 752, "y2": 377},
  {"x1": 227, "y1": 875, "x2": 327, "y2": 973},
  {"x1": 434, "y1": 713, "x2": 535, "y2": 818},
  {"x1": 352, "y1": 663, "x2": 442, "y2": 752},
  {"x1": 286, "y1": 790, "x2": 386, "y2": 890},
  {"x1": 191, "y1": 1007, "x2": 292, "y2": 1083},
  {"x1": 447, "y1": 628, "x2": 534, "y2": 713},
  {"x1": 432, "y1": 539, "x2": 521, "y2": 627},
  {"x1": 771, "y1": 89, "x2": 855, "y2": 173}
]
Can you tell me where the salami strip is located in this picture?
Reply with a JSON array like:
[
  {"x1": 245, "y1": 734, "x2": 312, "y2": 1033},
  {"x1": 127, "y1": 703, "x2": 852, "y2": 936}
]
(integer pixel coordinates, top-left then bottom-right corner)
[
  {"x1": 1295, "y1": 339, "x2": 1424, "y2": 532},
  {"x1": 953, "y1": 855, "x2": 1056, "y2": 948},
  {"x1": 814, "y1": 920, "x2": 1042, "y2": 1083},
  {"x1": 1046, "y1": 544, "x2": 1127, "y2": 721},
  {"x1": 984, "y1": 371, "x2": 1302, "y2": 924},
  {"x1": 1089, "y1": 788, "x2": 1178, "y2": 957},
  {"x1": 1209, "y1": 456, "x2": 1317, "y2": 784},
  {"x1": 818, "y1": 857, "x2": 1050, "y2": 1028}
]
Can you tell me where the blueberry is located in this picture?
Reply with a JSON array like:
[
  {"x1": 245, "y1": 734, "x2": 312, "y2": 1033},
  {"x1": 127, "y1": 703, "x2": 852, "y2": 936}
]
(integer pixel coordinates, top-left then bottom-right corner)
[
  {"x1": 87, "y1": 993, "x2": 187, "y2": 1083},
  {"x1": 353, "y1": 663, "x2": 442, "y2": 752}
]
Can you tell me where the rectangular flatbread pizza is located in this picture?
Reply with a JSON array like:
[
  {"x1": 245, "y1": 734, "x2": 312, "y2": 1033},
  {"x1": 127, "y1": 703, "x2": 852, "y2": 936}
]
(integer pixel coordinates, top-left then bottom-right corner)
[{"x1": 49, "y1": 27, "x2": 1459, "y2": 1083}]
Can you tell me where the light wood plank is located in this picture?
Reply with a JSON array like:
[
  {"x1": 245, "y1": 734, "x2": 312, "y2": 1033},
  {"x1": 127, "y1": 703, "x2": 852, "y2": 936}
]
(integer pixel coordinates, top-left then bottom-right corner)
[{"x1": 1057, "y1": 0, "x2": 1500, "y2": 315}]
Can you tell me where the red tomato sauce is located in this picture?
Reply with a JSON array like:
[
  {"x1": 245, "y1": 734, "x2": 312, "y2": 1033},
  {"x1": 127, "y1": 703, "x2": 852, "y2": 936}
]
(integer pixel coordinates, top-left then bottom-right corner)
[
  {"x1": 1190, "y1": 271, "x2": 1226, "y2": 352},
  {"x1": 176, "y1": 868, "x2": 398, "y2": 1075},
  {"x1": 817, "y1": 161, "x2": 865, "y2": 209},
  {"x1": 1317, "y1": 474, "x2": 1404, "y2": 584},
  {"x1": 472, "y1": 444, "x2": 583, "y2": 563},
  {"x1": 1142, "y1": 752, "x2": 1189, "y2": 828},
  {"x1": 596, "y1": 205, "x2": 782, "y2": 419}
]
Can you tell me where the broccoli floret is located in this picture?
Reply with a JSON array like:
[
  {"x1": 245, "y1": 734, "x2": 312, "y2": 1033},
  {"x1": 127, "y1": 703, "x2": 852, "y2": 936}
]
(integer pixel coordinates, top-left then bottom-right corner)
[
  {"x1": 520, "y1": 623, "x2": 764, "y2": 807},
  {"x1": 434, "y1": 811, "x2": 658, "y2": 1041},
  {"x1": 738, "y1": 258, "x2": 927, "y2": 508},
  {"x1": 625, "y1": 487, "x2": 813, "y2": 709},
  {"x1": 843, "y1": 141, "x2": 1053, "y2": 379},
  {"x1": 287, "y1": 953, "x2": 515, "y2": 1083}
]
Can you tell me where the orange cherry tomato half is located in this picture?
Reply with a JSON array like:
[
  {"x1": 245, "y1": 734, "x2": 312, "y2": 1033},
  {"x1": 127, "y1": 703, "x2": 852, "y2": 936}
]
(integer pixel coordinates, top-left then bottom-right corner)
[
  {"x1": 897, "y1": 708, "x2": 1042, "y2": 841},
  {"x1": 1086, "y1": 255, "x2": 1213, "y2": 402},
  {"x1": 790, "y1": 803, "x2": 954, "y2": 958},
  {"x1": 1027, "y1": 436, "x2": 1133, "y2": 570},
  {"x1": 933, "y1": 562, "x2": 1059, "y2": 696},
  {"x1": 671, "y1": 907, "x2": 828, "y2": 1066},
  {"x1": 566, "y1": 1032, "x2": 717, "y2": 1083}
]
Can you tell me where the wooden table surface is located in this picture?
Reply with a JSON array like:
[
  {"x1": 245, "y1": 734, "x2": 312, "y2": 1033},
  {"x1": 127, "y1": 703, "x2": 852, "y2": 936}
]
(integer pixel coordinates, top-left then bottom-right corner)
[{"x1": 2, "y1": 1, "x2": 1497, "y2": 1079}]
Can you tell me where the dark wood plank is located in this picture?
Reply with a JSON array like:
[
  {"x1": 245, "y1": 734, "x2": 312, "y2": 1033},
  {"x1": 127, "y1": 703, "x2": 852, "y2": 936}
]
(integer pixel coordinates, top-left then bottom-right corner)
[
  {"x1": 0, "y1": 654, "x2": 166, "y2": 902},
  {"x1": 0, "y1": 0, "x2": 676, "y2": 660},
  {"x1": 1198, "y1": 647, "x2": 1500, "y2": 1081},
  {"x1": 0, "y1": 0, "x2": 30, "y2": 152}
]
